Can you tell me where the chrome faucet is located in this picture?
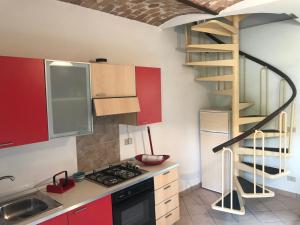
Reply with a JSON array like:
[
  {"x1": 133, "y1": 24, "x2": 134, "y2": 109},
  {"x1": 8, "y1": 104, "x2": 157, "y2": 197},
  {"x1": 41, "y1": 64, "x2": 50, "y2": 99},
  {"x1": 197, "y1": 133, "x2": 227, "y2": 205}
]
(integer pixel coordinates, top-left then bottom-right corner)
[{"x1": 0, "y1": 176, "x2": 15, "y2": 181}]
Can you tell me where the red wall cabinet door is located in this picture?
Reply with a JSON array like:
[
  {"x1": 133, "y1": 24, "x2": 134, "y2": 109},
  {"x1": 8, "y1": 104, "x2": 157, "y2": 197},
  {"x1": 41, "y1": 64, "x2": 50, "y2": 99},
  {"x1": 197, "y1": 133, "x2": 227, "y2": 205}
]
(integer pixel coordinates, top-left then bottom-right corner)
[
  {"x1": 135, "y1": 66, "x2": 162, "y2": 125},
  {"x1": 68, "y1": 195, "x2": 113, "y2": 225},
  {"x1": 39, "y1": 214, "x2": 69, "y2": 225},
  {"x1": 0, "y1": 56, "x2": 48, "y2": 149}
]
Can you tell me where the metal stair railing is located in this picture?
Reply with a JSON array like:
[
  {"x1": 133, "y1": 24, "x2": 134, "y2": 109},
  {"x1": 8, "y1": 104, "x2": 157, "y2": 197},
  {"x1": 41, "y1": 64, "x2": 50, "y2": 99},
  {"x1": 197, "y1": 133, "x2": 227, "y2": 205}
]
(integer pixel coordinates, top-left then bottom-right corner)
[
  {"x1": 205, "y1": 33, "x2": 297, "y2": 153},
  {"x1": 253, "y1": 130, "x2": 265, "y2": 194},
  {"x1": 221, "y1": 147, "x2": 233, "y2": 209},
  {"x1": 279, "y1": 111, "x2": 288, "y2": 173}
]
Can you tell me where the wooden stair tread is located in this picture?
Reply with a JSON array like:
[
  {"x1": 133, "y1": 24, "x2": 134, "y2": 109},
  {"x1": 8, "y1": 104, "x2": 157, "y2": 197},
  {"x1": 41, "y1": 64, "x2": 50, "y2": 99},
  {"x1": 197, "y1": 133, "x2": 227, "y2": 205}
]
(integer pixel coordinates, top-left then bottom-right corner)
[
  {"x1": 186, "y1": 44, "x2": 236, "y2": 53},
  {"x1": 192, "y1": 20, "x2": 238, "y2": 37},
  {"x1": 241, "y1": 162, "x2": 285, "y2": 175},
  {"x1": 196, "y1": 75, "x2": 233, "y2": 82},
  {"x1": 185, "y1": 60, "x2": 234, "y2": 67},
  {"x1": 242, "y1": 115, "x2": 266, "y2": 117},
  {"x1": 241, "y1": 129, "x2": 284, "y2": 139},
  {"x1": 239, "y1": 116, "x2": 266, "y2": 125},
  {"x1": 239, "y1": 102, "x2": 254, "y2": 110},
  {"x1": 237, "y1": 176, "x2": 270, "y2": 194},
  {"x1": 241, "y1": 146, "x2": 289, "y2": 153},
  {"x1": 212, "y1": 89, "x2": 232, "y2": 96}
]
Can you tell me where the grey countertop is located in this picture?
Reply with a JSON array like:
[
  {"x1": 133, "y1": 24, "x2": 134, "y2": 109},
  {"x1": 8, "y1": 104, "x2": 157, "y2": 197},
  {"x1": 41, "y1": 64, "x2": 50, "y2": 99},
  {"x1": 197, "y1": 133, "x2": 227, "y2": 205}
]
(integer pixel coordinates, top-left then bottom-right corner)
[{"x1": 14, "y1": 161, "x2": 179, "y2": 225}]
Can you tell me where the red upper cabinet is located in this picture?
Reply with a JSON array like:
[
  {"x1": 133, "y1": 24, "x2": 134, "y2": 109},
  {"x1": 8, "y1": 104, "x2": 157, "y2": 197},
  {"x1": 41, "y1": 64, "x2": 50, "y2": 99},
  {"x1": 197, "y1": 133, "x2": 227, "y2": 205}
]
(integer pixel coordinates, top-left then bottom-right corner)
[
  {"x1": 0, "y1": 56, "x2": 48, "y2": 149},
  {"x1": 68, "y1": 195, "x2": 113, "y2": 225},
  {"x1": 135, "y1": 66, "x2": 162, "y2": 125},
  {"x1": 39, "y1": 214, "x2": 68, "y2": 225}
]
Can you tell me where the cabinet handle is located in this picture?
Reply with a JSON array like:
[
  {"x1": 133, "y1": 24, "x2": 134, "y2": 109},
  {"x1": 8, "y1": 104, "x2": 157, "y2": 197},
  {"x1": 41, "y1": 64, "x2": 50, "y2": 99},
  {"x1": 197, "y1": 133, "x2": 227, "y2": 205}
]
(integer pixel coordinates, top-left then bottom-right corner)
[
  {"x1": 164, "y1": 185, "x2": 171, "y2": 190},
  {"x1": 164, "y1": 199, "x2": 172, "y2": 205},
  {"x1": 74, "y1": 207, "x2": 87, "y2": 214},
  {"x1": 163, "y1": 171, "x2": 170, "y2": 176},
  {"x1": 165, "y1": 213, "x2": 172, "y2": 219},
  {"x1": 0, "y1": 142, "x2": 13, "y2": 147}
]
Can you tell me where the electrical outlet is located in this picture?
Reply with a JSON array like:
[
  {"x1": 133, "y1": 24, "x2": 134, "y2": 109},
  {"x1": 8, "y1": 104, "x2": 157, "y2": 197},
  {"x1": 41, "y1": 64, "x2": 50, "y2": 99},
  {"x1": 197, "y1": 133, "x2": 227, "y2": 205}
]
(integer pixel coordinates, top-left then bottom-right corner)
[
  {"x1": 287, "y1": 176, "x2": 296, "y2": 182},
  {"x1": 124, "y1": 138, "x2": 133, "y2": 145}
]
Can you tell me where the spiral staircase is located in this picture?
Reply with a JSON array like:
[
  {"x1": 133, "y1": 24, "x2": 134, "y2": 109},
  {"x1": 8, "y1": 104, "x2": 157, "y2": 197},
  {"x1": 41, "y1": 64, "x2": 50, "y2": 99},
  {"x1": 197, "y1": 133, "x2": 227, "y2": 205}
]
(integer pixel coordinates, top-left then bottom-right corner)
[{"x1": 184, "y1": 15, "x2": 297, "y2": 215}]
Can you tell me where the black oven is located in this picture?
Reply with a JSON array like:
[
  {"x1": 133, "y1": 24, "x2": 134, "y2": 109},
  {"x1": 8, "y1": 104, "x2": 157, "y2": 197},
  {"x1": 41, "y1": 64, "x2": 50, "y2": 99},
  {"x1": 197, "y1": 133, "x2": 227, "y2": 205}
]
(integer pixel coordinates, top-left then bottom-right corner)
[{"x1": 112, "y1": 178, "x2": 156, "y2": 225}]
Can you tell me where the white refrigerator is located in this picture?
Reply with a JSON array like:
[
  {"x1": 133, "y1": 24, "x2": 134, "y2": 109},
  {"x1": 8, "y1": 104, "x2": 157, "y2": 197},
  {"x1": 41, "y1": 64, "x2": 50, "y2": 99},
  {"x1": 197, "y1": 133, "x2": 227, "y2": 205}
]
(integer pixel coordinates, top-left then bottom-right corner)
[{"x1": 200, "y1": 110, "x2": 231, "y2": 193}]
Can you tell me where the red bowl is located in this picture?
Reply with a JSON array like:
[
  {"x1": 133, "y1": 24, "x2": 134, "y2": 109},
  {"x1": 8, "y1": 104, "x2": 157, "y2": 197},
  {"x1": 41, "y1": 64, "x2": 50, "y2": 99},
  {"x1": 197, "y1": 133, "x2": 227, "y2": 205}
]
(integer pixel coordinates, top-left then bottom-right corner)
[{"x1": 135, "y1": 154, "x2": 170, "y2": 166}]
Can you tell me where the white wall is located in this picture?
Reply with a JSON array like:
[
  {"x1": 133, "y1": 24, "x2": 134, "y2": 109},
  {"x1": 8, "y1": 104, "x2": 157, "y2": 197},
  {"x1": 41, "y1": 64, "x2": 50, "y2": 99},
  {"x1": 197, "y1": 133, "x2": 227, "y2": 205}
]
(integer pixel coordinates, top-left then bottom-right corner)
[
  {"x1": 240, "y1": 20, "x2": 300, "y2": 194},
  {"x1": 0, "y1": 138, "x2": 77, "y2": 198},
  {"x1": 0, "y1": 0, "x2": 210, "y2": 193}
]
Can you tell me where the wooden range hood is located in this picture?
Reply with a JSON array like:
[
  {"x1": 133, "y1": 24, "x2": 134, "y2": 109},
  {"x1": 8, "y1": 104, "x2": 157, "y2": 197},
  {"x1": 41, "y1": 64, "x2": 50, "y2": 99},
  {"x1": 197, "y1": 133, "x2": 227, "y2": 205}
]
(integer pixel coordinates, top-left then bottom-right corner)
[
  {"x1": 91, "y1": 63, "x2": 140, "y2": 117},
  {"x1": 94, "y1": 97, "x2": 140, "y2": 116}
]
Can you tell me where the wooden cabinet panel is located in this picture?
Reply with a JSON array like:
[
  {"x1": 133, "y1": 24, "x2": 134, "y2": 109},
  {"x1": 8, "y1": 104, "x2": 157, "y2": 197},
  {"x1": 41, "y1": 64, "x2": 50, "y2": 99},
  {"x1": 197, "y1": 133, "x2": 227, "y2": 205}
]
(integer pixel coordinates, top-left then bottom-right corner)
[
  {"x1": 93, "y1": 97, "x2": 140, "y2": 116},
  {"x1": 155, "y1": 181, "x2": 178, "y2": 205},
  {"x1": 39, "y1": 214, "x2": 68, "y2": 225},
  {"x1": 156, "y1": 207, "x2": 179, "y2": 225},
  {"x1": 155, "y1": 194, "x2": 179, "y2": 220},
  {"x1": 68, "y1": 195, "x2": 113, "y2": 225},
  {"x1": 154, "y1": 168, "x2": 178, "y2": 190},
  {"x1": 91, "y1": 64, "x2": 135, "y2": 98},
  {"x1": 135, "y1": 66, "x2": 162, "y2": 125},
  {"x1": 0, "y1": 56, "x2": 48, "y2": 149}
]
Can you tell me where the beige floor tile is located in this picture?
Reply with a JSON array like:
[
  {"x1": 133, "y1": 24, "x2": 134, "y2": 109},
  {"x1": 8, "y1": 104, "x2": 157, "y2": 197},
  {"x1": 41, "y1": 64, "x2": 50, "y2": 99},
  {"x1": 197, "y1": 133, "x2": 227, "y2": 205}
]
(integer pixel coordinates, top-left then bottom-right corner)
[
  {"x1": 179, "y1": 186, "x2": 300, "y2": 225},
  {"x1": 278, "y1": 196, "x2": 300, "y2": 210},
  {"x1": 233, "y1": 211, "x2": 259, "y2": 224},
  {"x1": 247, "y1": 200, "x2": 269, "y2": 212},
  {"x1": 273, "y1": 210, "x2": 300, "y2": 222},
  {"x1": 180, "y1": 201, "x2": 189, "y2": 216},
  {"x1": 263, "y1": 198, "x2": 288, "y2": 211},
  {"x1": 210, "y1": 211, "x2": 238, "y2": 225},
  {"x1": 283, "y1": 220, "x2": 300, "y2": 225},
  {"x1": 183, "y1": 194, "x2": 205, "y2": 206},
  {"x1": 253, "y1": 211, "x2": 281, "y2": 223},
  {"x1": 261, "y1": 222, "x2": 285, "y2": 225},
  {"x1": 186, "y1": 202, "x2": 211, "y2": 215},
  {"x1": 175, "y1": 215, "x2": 193, "y2": 225},
  {"x1": 191, "y1": 213, "x2": 216, "y2": 225}
]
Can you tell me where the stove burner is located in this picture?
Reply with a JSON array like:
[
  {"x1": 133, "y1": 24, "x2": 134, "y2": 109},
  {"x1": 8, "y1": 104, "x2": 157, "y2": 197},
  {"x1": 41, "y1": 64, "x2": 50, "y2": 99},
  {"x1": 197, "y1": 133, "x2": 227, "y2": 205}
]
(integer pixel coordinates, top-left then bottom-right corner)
[{"x1": 85, "y1": 162, "x2": 146, "y2": 187}]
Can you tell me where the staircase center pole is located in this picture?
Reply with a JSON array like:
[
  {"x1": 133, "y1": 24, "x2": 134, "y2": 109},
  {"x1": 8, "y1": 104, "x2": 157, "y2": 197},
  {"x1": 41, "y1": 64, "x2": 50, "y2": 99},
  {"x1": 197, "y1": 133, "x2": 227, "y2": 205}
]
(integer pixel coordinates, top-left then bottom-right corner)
[{"x1": 232, "y1": 16, "x2": 240, "y2": 177}]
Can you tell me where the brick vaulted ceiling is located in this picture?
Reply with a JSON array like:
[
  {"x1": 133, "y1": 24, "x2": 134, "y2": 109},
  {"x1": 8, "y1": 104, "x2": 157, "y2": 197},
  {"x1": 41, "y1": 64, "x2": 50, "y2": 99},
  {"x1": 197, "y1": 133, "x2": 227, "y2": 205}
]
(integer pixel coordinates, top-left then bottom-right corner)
[{"x1": 58, "y1": 0, "x2": 244, "y2": 26}]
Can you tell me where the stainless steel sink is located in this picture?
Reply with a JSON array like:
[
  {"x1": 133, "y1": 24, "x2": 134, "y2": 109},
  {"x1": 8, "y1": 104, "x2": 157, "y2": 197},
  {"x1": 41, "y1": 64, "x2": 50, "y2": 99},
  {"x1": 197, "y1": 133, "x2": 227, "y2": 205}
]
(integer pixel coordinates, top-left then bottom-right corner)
[{"x1": 0, "y1": 191, "x2": 62, "y2": 225}]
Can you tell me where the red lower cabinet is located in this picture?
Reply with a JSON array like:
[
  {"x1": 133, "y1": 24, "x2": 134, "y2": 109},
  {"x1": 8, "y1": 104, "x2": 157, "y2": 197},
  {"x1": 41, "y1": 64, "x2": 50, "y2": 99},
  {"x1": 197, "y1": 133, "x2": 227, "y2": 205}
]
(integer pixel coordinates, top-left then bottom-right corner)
[
  {"x1": 68, "y1": 195, "x2": 113, "y2": 225},
  {"x1": 0, "y1": 56, "x2": 48, "y2": 149},
  {"x1": 39, "y1": 214, "x2": 68, "y2": 225}
]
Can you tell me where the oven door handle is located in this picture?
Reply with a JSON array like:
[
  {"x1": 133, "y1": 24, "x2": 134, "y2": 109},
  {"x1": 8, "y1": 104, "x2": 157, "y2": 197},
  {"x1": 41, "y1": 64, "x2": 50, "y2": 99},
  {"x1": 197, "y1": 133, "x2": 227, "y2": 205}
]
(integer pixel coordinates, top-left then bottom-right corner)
[{"x1": 113, "y1": 190, "x2": 154, "y2": 204}]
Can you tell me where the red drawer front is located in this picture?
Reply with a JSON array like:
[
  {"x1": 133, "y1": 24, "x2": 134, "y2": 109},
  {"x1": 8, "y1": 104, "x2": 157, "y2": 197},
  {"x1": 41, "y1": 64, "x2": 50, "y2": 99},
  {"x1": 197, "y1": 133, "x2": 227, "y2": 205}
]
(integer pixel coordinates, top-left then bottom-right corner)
[
  {"x1": 68, "y1": 195, "x2": 113, "y2": 225},
  {"x1": 0, "y1": 56, "x2": 48, "y2": 149},
  {"x1": 39, "y1": 214, "x2": 68, "y2": 225},
  {"x1": 135, "y1": 66, "x2": 162, "y2": 125}
]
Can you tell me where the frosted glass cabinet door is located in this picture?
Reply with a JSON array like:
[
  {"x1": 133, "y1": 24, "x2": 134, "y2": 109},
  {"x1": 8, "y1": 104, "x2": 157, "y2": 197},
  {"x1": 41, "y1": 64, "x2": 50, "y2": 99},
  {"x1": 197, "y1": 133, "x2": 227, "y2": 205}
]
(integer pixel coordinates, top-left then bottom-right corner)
[{"x1": 45, "y1": 60, "x2": 92, "y2": 139}]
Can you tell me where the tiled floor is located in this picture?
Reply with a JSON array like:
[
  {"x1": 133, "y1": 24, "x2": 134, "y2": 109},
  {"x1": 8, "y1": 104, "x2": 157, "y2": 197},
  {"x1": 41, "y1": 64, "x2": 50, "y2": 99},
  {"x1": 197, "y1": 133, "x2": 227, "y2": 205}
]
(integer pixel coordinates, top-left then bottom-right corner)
[{"x1": 176, "y1": 187, "x2": 300, "y2": 225}]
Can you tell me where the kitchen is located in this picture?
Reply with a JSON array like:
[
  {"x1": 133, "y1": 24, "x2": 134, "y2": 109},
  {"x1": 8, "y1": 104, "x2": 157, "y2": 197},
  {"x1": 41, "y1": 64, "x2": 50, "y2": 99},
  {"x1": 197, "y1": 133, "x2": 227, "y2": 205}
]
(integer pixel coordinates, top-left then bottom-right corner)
[
  {"x1": 0, "y1": 1, "x2": 189, "y2": 225},
  {"x1": 2, "y1": 1, "x2": 300, "y2": 225},
  {"x1": 0, "y1": 51, "x2": 181, "y2": 225}
]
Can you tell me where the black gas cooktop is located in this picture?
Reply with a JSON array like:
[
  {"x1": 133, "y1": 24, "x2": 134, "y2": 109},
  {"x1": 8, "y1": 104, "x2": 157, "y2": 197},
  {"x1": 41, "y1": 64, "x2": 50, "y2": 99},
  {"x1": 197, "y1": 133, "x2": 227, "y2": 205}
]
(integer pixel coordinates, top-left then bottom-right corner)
[{"x1": 86, "y1": 162, "x2": 147, "y2": 187}]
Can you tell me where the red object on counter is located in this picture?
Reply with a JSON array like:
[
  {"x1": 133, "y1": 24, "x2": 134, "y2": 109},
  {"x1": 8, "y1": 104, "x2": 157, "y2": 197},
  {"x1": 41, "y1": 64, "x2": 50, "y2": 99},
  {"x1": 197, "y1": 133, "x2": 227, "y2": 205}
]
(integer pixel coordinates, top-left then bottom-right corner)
[
  {"x1": 135, "y1": 66, "x2": 162, "y2": 125},
  {"x1": 0, "y1": 56, "x2": 48, "y2": 149},
  {"x1": 135, "y1": 126, "x2": 170, "y2": 166},
  {"x1": 68, "y1": 195, "x2": 113, "y2": 225},
  {"x1": 39, "y1": 214, "x2": 69, "y2": 225},
  {"x1": 47, "y1": 171, "x2": 75, "y2": 194}
]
